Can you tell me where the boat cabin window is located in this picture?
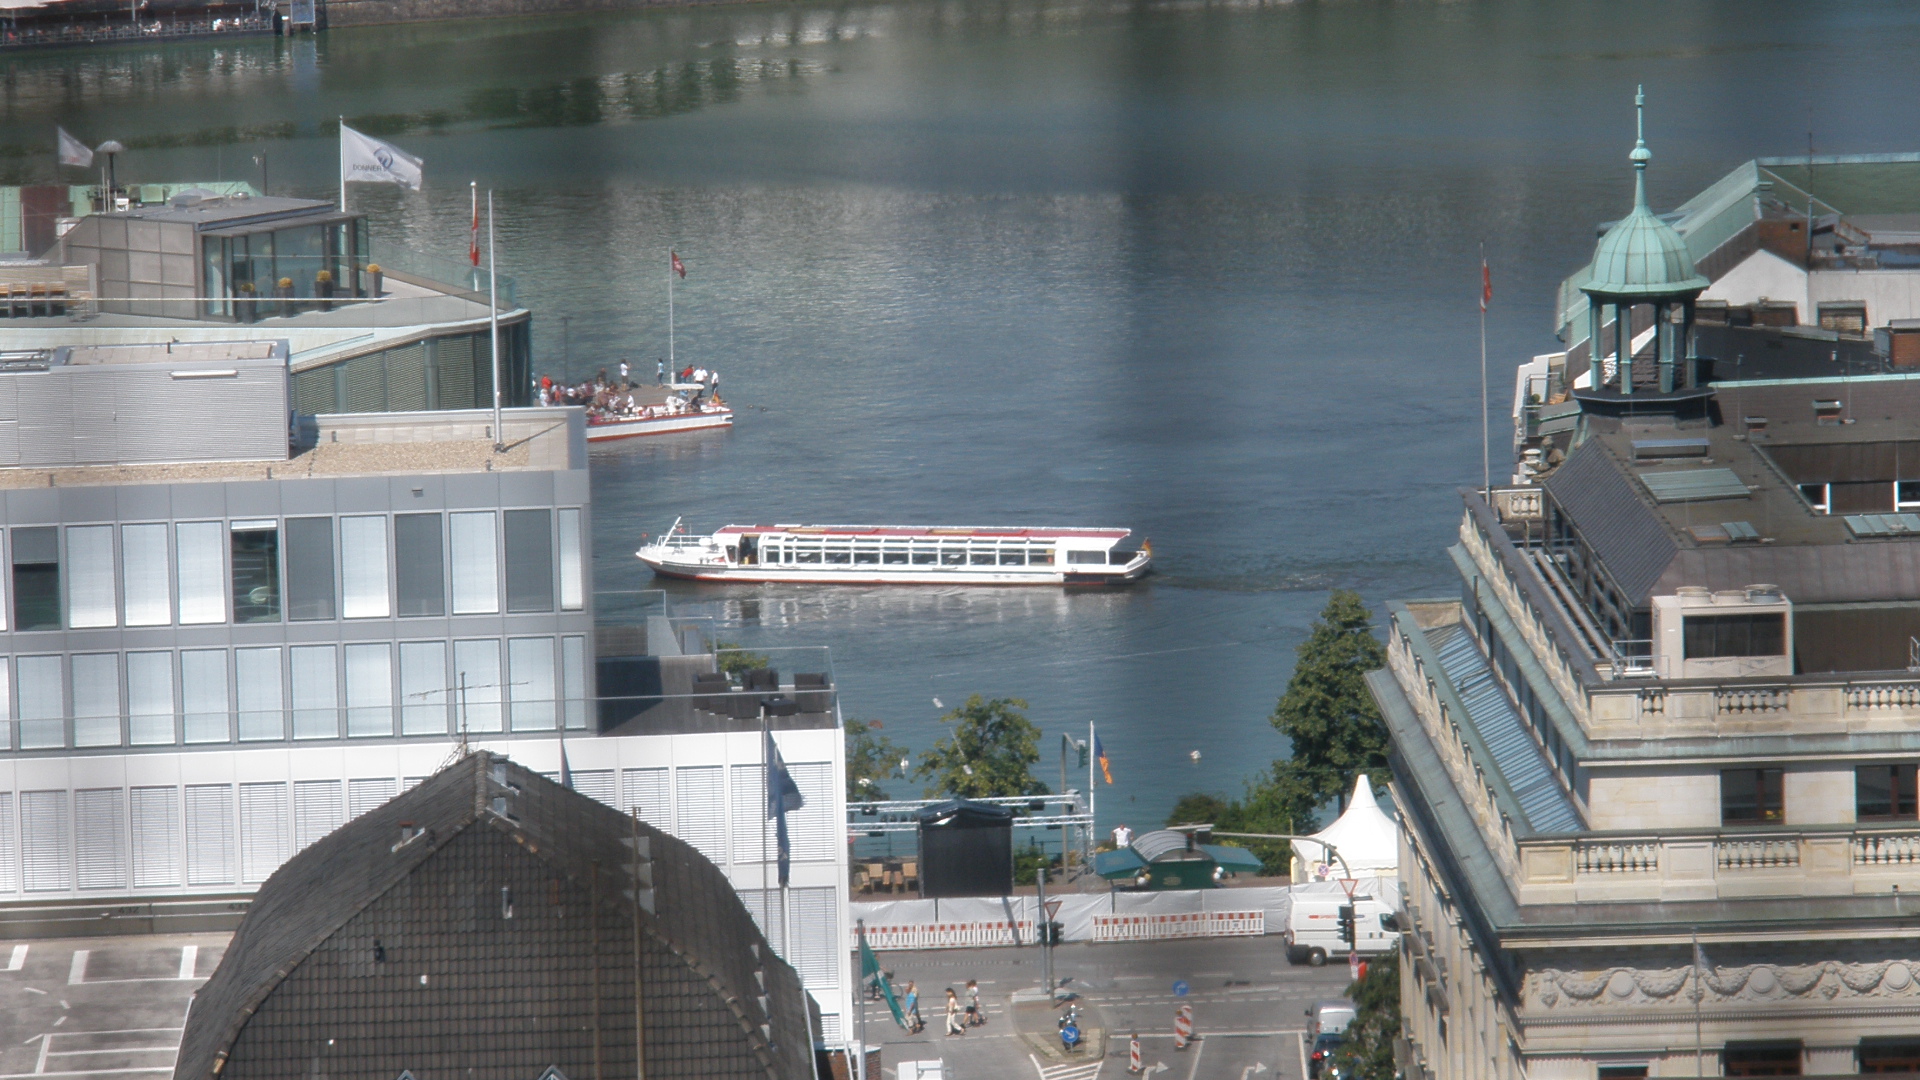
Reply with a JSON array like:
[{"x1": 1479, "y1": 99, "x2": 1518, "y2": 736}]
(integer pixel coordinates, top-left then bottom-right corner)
[
  {"x1": 969, "y1": 550, "x2": 995, "y2": 566},
  {"x1": 1066, "y1": 550, "x2": 1106, "y2": 565},
  {"x1": 912, "y1": 551, "x2": 937, "y2": 565},
  {"x1": 826, "y1": 550, "x2": 852, "y2": 564},
  {"x1": 1109, "y1": 549, "x2": 1135, "y2": 565},
  {"x1": 999, "y1": 550, "x2": 1025, "y2": 565},
  {"x1": 883, "y1": 551, "x2": 909, "y2": 565},
  {"x1": 941, "y1": 548, "x2": 965, "y2": 565},
  {"x1": 795, "y1": 549, "x2": 822, "y2": 563},
  {"x1": 854, "y1": 550, "x2": 880, "y2": 564},
  {"x1": 1033, "y1": 548, "x2": 1055, "y2": 565}
]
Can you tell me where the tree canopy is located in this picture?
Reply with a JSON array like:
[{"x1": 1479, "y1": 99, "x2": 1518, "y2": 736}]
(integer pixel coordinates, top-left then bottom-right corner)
[
  {"x1": 915, "y1": 694, "x2": 1048, "y2": 799},
  {"x1": 1266, "y1": 590, "x2": 1388, "y2": 828},
  {"x1": 1333, "y1": 951, "x2": 1400, "y2": 1080},
  {"x1": 845, "y1": 719, "x2": 908, "y2": 801},
  {"x1": 1165, "y1": 783, "x2": 1293, "y2": 875}
]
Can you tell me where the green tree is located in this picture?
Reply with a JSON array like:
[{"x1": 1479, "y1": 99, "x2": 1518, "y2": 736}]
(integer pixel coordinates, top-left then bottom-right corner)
[
  {"x1": 845, "y1": 719, "x2": 908, "y2": 801},
  {"x1": 1165, "y1": 782, "x2": 1293, "y2": 876},
  {"x1": 1166, "y1": 793, "x2": 1230, "y2": 827},
  {"x1": 1333, "y1": 951, "x2": 1400, "y2": 1080},
  {"x1": 713, "y1": 640, "x2": 771, "y2": 678},
  {"x1": 1268, "y1": 590, "x2": 1388, "y2": 828},
  {"x1": 915, "y1": 694, "x2": 1048, "y2": 799}
]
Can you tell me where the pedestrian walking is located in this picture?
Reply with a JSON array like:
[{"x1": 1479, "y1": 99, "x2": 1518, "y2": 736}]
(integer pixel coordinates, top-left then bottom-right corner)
[
  {"x1": 965, "y1": 979, "x2": 982, "y2": 1026},
  {"x1": 656, "y1": 358, "x2": 665, "y2": 384},
  {"x1": 903, "y1": 981, "x2": 922, "y2": 1034},
  {"x1": 943, "y1": 988, "x2": 964, "y2": 1036}
]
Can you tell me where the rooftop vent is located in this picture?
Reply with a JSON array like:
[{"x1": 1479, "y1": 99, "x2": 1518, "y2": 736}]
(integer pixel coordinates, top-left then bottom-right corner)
[
  {"x1": 1639, "y1": 467, "x2": 1750, "y2": 503},
  {"x1": 1633, "y1": 437, "x2": 1710, "y2": 459},
  {"x1": 1724, "y1": 521, "x2": 1762, "y2": 542}
]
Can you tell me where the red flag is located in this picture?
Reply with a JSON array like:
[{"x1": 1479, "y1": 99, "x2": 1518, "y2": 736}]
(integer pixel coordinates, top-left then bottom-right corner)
[
  {"x1": 469, "y1": 185, "x2": 480, "y2": 268},
  {"x1": 1481, "y1": 258, "x2": 1492, "y2": 313},
  {"x1": 671, "y1": 250, "x2": 686, "y2": 278}
]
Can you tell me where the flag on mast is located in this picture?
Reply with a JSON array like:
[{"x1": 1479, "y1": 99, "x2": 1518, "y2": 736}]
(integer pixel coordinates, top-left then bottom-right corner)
[
  {"x1": 671, "y1": 250, "x2": 686, "y2": 278},
  {"x1": 1481, "y1": 257, "x2": 1492, "y2": 313},
  {"x1": 1095, "y1": 734, "x2": 1113, "y2": 785},
  {"x1": 340, "y1": 124, "x2": 423, "y2": 191},
  {"x1": 56, "y1": 127, "x2": 92, "y2": 168},
  {"x1": 765, "y1": 732, "x2": 805, "y2": 886},
  {"x1": 469, "y1": 183, "x2": 480, "y2": 268}
]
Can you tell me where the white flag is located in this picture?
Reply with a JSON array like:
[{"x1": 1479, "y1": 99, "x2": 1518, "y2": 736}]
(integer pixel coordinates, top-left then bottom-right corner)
[
  {"x1": 340, "y1": 124, "x2": 422, "y2": 191},
  {"x1": 57, "y1": 127, "x2": 92, "y2": 169}
]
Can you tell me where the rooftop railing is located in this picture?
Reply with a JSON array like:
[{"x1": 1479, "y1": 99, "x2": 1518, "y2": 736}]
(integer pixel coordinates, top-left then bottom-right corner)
[{"x1": 1517, "y1": 822, "x2": 1920, "y2": 905}]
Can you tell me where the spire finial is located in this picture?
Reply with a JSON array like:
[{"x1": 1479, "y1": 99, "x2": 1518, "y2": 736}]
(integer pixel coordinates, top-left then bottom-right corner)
[{"x1": 1630, "y1": 85, "x2": 1651, "y2": 210}]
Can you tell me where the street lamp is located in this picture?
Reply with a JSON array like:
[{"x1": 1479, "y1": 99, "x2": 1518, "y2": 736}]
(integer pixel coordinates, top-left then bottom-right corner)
[{"x1": 96, "y1": 140, "x2": 125, "y2": 207}]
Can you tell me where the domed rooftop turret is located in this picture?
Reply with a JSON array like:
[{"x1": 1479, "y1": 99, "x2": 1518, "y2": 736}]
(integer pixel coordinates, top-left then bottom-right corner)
[{"x1": 1583, "y1": 87, "x2": 1709, "y2": 301}]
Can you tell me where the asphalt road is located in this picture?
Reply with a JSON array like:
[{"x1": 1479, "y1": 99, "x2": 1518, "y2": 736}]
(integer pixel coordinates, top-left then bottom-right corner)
[
  {"x1": 854, "y1": 935, "x2": 1356, "y2": 1080},
  {"x1": 0, "y1": 933, "x2": 226, "y2": 1080}
]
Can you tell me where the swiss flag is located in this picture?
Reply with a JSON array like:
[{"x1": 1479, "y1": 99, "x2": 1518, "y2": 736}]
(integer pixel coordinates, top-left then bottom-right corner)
[
  {"x1": 1481, "y1": 258, "x2": 1492, "y2": 313},
  {"x1": 671, "y1": 251, "x2": 686, "y2": 278},
  {"x1": 469, "y1": 189, "x2": 480, "y2": 268}
]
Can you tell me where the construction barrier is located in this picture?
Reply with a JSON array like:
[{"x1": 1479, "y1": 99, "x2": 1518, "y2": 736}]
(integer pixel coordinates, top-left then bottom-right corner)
[
  {"x1": 861, "y1": 919, "x2": 1033, "y2": 950},
  {"x1": 1091, "y1": 911, "x2": 1263, "y2": 943}
]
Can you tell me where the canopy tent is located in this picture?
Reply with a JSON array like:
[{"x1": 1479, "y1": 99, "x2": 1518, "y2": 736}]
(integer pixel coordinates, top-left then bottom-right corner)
[
  {"x1": 1291, "y1": 774, "x2": 1398, "y2": 883},
  {"x1": 1095, "y1": 828, "x2": 1264, "y2": 889}
]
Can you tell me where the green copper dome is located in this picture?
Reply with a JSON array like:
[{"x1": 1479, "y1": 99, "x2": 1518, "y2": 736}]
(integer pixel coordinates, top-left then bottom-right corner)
[{"x1": 1582, "y1": 88, "x2": 1709, "y2": 301}]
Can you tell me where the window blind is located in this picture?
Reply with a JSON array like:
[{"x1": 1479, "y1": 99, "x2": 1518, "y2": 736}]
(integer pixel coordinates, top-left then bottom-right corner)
[
  {"x1": 65, "y1": 525, "x2": 116, "y2": 629},
  {"x1": 238, "y1": 782, "x2": 288, "y2": 883},
  {"x1": 181, "y1": 650, "x2": 230, "y2": 744},
  {"x1": 557, "y1": 508, "x2": 584, "y2": 611},
  {"x1": 675, "y1": 766, "x2": 728, "y2": 867},
  {"x1": 175, "y1": 522, "x2": 225, "y2": 625},
  {"x1": 290, "y1": 645, "x2": 339, "y2": 740},
  {"x1": 508, "y1": 637, "x2": 555, "y2": 731},
  {"x1": 293, "y1": 780, "x2": 343, "y2": 852},
  {"x1": 451, "y1": 639, "x2": 502, "y2": 733},
  {"x1": 235, "y1": 648, "x2": 284, "y2": 742},
  {"x1": 129, "y1": 786, "x2": 180, "y2": 888},
  {"x1": 126, "y1": 652, "x2": 175, "y2": 746},
  {"x1": 121, "y1": 524, "x2": 169, "y2": 627},
  {"x1": 16, "y1": 655, "x2": 62, "y2": 750},
  {"x1": 398, "y1": 641, "x2": 448, "y2": 736},
  {"x1": 622, "y1": 768, "x2": 670, "y2": 827},
  {"x1": 19, "y1": 790, "x2": 70, "y2": 892},
  {"x1": 74, "y1": 788, "x2": 126, "y2": 890},
  {"x1": 449, "y1": 512, "x2": 498, "y2": 615},
  {"x1": 344, "y1": 643, "x2": 393, "y2": 737},
  {"x1": 70, "y1": 653, "x2": 120, "y2": 748},
  {"x1": 340, "y1": 516, "x2": 391, "y2": 619},
  {"x1": 184, "y1": 784, "x2": 233, "y2": 886}
]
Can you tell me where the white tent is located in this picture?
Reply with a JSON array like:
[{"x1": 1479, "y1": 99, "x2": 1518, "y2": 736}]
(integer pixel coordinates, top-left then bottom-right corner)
[{"x1": 1291, "y1": 774, "x2": 1398, "y2": 883}]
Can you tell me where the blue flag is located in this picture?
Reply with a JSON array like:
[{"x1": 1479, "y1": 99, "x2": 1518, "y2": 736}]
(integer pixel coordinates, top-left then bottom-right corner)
[{"x1": 766, "y1": 732, "x2": 805, "y2": 886}]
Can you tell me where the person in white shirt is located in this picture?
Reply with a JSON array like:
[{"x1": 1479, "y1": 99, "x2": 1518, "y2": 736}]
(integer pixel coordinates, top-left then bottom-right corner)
[
  {"x1": 1112, "y1": 824, "x2": 1133, "y2": 849},
  {"x1": 618, "y1": 360, "x2": 630, "y2": 385}
]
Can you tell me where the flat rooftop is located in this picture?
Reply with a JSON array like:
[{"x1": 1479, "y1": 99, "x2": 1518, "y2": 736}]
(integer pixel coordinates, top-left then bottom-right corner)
[
  {"x1": 0, "y1": 408, "x2": 584, "y2": 488},
  {"x1": 108, "y1": 193, "x2": 344, "y2": 230}
]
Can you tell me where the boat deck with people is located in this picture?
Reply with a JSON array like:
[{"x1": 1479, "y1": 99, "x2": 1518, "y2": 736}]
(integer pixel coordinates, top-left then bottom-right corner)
[
  {"x1": 636, "y1": 520, "x2": 1152, "y2": 585},
  {"x1": 544, "y1": 370, "x2": 733, "y2": 441}
]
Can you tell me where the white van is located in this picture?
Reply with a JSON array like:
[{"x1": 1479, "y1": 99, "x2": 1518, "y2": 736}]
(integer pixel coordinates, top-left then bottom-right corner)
[{"x1": 1284, "y1": 895, "x2": 1397, "y2": 966}]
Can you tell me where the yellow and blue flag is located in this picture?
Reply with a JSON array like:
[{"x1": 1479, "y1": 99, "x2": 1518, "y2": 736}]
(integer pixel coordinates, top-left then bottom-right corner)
[{"x1": 1095, "y1": 735, "x2": 1113, "y2": 785}]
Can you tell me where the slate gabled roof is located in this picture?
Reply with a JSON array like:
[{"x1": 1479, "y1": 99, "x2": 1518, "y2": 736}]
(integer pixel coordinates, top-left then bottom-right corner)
[{"x1": 178, "y1": 752, "x2": 813, "y2": 1080}]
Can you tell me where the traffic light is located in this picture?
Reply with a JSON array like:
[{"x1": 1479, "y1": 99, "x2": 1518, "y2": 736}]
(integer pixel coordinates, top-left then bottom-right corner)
[
  {"x1": 1337, "y1": 904, "x2": 1356, "y2": 945},
  {"x1": 1042, "y1": 921, "x2": 1065, "y2": 945}
]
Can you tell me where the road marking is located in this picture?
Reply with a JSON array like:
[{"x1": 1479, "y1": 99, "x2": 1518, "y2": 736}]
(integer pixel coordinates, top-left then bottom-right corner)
[
  {"x1": 35, "y1": 1033, "x2": 50, "y2": 1075},
  {"x1": 65, "y1": 954, "x2": 86, "y2": 987},
  {"x1": 6, "y1": 947, "x2": 25, "y2": 972},
  {"x1": 1182, "y1": 1035, "x2": 1203, "y2": 1080},
  {"x1": 20, "y1": 989, "x2": 45, "y2": 996},
  {"x1": 1027, "y1": 1053, "x2": 1102, "y2": 1080},
  {"x1": 46, "y1": 1050, "x2": 180, "y2": 1057},
  {"x1": 177, "y1": 948, "x2": 196, "y2": 981},
  {"x1": 49, "y1": 1019, "x2": 62, "y2": 1029},
  {"x1": 1295, "y1": 1032, "x2": 1307, "y2": 1080}
]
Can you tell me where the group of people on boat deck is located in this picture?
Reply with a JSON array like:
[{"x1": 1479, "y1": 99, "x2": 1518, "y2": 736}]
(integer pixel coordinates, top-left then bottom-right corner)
[{"x1": 535, "y1": 365, "x2": 720, "y2": 421}]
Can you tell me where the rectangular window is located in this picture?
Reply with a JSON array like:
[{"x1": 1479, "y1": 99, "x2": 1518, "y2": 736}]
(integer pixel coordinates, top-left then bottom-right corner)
[
  {"x1": 122, "y1": 524, "x2": 170, "y2": 626},
  {"x1": 1857, "y1": 765, "x2": 1919, "y2": 821},
  {"x1": 825, "y1": 550, "x2": 852, "y2": 565},
  {"x1": 504, "y1": 509, "x2": 554, "y2": 613},
  {"x1": 1722, "y1": 768, "x2": 1785, "y2": 825},
  {"x1": 1033, "y1": 547, "x2": 1055, "y2": 565},
  {"x1": 508, "y1": 637, "x2": 555, "y2": 731},
  {"x1": 127, "y1": 652, "x2": 175, "y2": 746},
  {"x1": 1900, "y1": 481, "x2": 1920, "y2": 511},
  {"x1": 284, "y1": 517, "x2": 336, "y2": 621},
  {"x1": 344, "y1": 643, "x2": 394, "y2": 737},
  {"x1": 883, "y1": 550, "x2": 909, "y2": 565},
  {"x1": 181, "y1": 650, "x2": 230, "y2": 744},
  {"x1": 794, "y1": 549, "x2": 822, "y2": 564},
  {"x1": 66, "y1": 525, "x2": 116, "y2": 628},
  {"x1": 394, "y1": 514, "x2": 445, "y2": 617},
  {"x1": 340, "y1": 516, "x2": 391, "y2": 619},
  {"x1": 1800, "y1": 482, "x2": 1830, "y2": 513},
  {"x1": 16, "y1": 655, "x2": 62, "y2": 749},
  {"x1": 452, "y1": 639, "x2": 503, "y2": 734},
  {"x1": 911, "y1": 550, "x2": 936, "y2": 565},
  {"x1": 999, "y1": 549, "x2": 1026, "y2": 566},
  {"x1": 290, "y1": 645, "x2": 339, "y2": 740},
  {"x1": 184, "y1": 784, "x2": 233, "y2": 886},
  {"x1": 1683, "y1": 614, "x2": 1786, "y2": 659},
  {"x1": 853, "y1": 550, "x2": 880, "y2": 565},
  {"x1": 1722, "y1": 1042, "x2": 1802, "y2": 1077},
  {"x1": 176, "y1": 522, "x2": 225, "y2": 624},
  {"x1": 562, "y1": 635, "x2": 587, "y2": 731},
  {"x1": 230, "y1": 521, "x2": 280, "y2": 624},
  {"x1": 399, "y1": 641, "x2": 448, "y2": 736},
  {"x1": 449, "y1": 512, "x2": 499, "y2": 614},
  {"x1": 969, "y1": 550, "x2": 995, "y2": 566},
  {"x1": 12, "y1": 527, "x2": 59, "y2": 631},
  {"x1": 557, "y1": 508, "x2": 584, "y2": 611},
  {"x1": 70, "y1": 654, "x2": 120, "y2": 748},
  {"x1": 1066, "y1": 550, "x2": 1105, "y2": 565},
  {"x1": 940, "y1": 547, "x2": 964, "y2": 565},
  {"x1": 235, "y1": 647, "x2": 284, "y2": 741},
  {"x1": 130, "y1": 786, "x2": 180, "y2": 888}
]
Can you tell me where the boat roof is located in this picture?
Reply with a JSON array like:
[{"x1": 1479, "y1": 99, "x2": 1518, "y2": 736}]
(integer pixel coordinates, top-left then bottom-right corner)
[{"x1": 712, "y1": 524, "x2": 1132, "y2": 540}]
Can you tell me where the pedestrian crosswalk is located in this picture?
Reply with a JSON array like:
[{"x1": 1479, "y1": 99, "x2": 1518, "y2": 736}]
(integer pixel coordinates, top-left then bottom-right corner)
[{"x1": 1028, "y1": 1055, "x2": 1103, "y2": 1080}]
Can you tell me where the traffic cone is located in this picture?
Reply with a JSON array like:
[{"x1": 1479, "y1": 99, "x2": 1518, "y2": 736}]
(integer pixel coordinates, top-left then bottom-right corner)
[{"x1": 1128, "y1": 1034, "x2": 1142, "y2": 1073}]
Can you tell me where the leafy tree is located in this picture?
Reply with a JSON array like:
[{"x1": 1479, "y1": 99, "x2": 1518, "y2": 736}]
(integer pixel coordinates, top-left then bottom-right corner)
[
  {"x1": 1268, "y1": 590, "x2": 1388, "y2": 828},
  {"x1": 1333, "y1": 951, "x2": 1400, "y2": 1080},
  {"x1": 1165, "y1": 782, "x2": 1293, "y2": 876},
  {"x1": 713, "y1": 640, "x2": 771, "y2": 678},
  {"x1": 845, "y1": 719, "x2": 908, "y2": 801},
  {"x1": 915, "y1": 694, "x2": 1048, "y2": 799},
  {"x1": 1013, "y1": 839, "x2": 1061, "y2": 886}
]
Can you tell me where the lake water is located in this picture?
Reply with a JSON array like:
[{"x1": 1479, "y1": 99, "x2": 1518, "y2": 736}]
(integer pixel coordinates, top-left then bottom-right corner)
[{"x1": 5, "y1": 0, "x2": 1919, "y2": 831}]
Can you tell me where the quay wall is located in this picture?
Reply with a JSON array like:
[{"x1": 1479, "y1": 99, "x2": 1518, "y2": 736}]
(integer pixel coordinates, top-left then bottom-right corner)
[{"x1": 320, "y1": 0, "x2": 744, "y2": 29}]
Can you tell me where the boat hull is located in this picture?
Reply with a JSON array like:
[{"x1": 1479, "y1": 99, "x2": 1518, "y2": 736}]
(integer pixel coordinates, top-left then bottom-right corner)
[
  {"x1": 636, "y1": 556, "x2": 1149, "y2": 586},
  {"x1": 586, "y1": 411, "x2": 732, "y2": 441}
]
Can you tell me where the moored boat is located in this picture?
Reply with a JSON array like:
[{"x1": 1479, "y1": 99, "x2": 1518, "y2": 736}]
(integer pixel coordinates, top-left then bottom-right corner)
[
  {"x1": 635, "y1": 520, "x2": 1151, "y2": 585},
  {"x1": 585, "y1": 397, "x2": 733, "y2": 441}
]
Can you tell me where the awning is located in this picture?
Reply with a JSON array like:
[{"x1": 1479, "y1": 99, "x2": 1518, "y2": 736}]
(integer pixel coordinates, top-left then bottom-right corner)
[
  {"x1": 1094, "y1": 848, "x2": 1149, "y2": 879},
  {"x1": 1201, "y1": 844, "x2": 1263, "y2": 873}
]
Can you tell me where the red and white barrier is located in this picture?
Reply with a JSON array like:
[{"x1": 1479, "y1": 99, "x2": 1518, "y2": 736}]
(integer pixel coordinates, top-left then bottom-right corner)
[
  {"x1": 1091, "y1": 910, "x2": 1263, "y2": 943},
  {"x1": 861, "y1": 920, "x2": 1034, "y2": 950}
]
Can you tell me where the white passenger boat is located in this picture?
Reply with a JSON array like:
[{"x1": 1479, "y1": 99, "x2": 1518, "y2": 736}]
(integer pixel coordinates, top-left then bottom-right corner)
[
  {"x1": 584, "y1": 396, "x2": 732, "y2": 442},
  {"x1": 635, "y1": 521, "x2": 1152, "y2": 585}
]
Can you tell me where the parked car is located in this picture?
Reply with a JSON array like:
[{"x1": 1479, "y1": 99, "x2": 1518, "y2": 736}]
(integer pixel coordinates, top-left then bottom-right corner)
[
  {"x1": 1306, "y1": 998, "x2": 1357, "y2": 1039},
  {"x1": 1308, "y1": 1031, "x2": 1345, "y2": 1079}
]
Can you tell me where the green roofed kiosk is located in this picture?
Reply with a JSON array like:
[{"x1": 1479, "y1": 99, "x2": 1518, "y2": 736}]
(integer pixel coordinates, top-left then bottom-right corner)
[{"x1": 1094, "y1": 828, "x2": 1262, "y2": 890}]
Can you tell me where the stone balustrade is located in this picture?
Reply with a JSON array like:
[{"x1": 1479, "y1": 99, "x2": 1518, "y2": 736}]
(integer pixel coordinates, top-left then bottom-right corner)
[
  {"x1": 1516, "y1": 827, "x2": 1920, "y2": 904},
  {"x1": 1588, "y1": 675, "x2": 1920, "y2": 740}
]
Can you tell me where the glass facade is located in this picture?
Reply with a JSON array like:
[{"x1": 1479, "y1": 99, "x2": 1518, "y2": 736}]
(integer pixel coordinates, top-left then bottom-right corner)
[{"x1": 202, "y1": 217, "x2": 368, "y2": 320}]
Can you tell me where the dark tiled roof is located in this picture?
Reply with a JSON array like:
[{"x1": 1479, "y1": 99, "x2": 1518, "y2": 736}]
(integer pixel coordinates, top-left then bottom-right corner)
[
  {"x1": 178, "y1": 753, "x2": 812, "y2": 1080},
  {"x1": 1428, "y1": 624, "x2": 1583, "y2": 834},
  {"x1": 1543, "y1": 440, "x2": 1679, "y2": 605}
]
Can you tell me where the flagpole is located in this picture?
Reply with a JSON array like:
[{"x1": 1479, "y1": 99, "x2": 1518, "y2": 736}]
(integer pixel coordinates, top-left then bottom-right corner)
[
  {"x1": 667, "y1": 250, "x2": 675, "y2": 370},
  {"x1": 488, "y1": 190, "x2": 503, "y2": 453},
  {"x1": 854, "y1": 921, "x2": 868, "y2": 1080},
  {"x1": 1480, "y1": 242, "x2": 1490, "y2": 501},
  {"x1": 338, "y1": 117, "x2": 346, "y2": 213}
]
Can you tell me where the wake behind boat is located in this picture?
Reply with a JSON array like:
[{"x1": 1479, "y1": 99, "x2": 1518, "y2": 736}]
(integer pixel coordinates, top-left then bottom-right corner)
[{"x1": 636, "y1": 521, "x2": 1152, "y2": 585}]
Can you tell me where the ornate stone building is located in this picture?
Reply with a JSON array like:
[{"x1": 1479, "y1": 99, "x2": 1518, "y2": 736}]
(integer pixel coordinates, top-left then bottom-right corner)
[{"x1": 1371, "y1": 99, "x2": 1920, "y2": 1079}]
